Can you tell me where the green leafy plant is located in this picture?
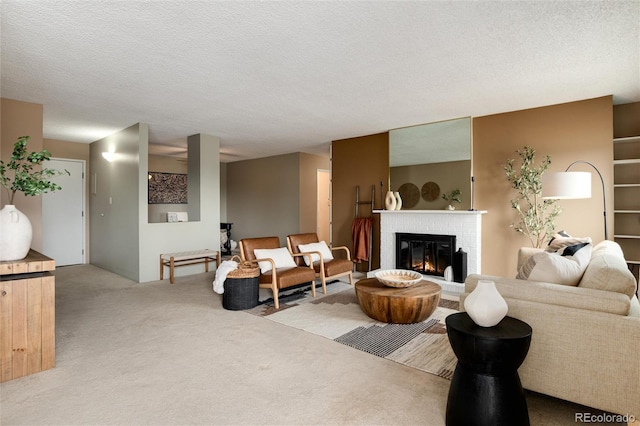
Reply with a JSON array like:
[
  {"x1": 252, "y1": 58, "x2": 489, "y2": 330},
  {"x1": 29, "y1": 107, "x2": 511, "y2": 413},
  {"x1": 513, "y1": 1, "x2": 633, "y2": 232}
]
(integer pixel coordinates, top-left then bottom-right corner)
[
  {"x1": 504, "y1": 146, "x2": 560, "y2": 248},
  {"x1": 0, "y1": 136, "x2": 69, "y2": 205},
  {"x1": 442, "y1": 189, "x2": 462, "y2": 204}
]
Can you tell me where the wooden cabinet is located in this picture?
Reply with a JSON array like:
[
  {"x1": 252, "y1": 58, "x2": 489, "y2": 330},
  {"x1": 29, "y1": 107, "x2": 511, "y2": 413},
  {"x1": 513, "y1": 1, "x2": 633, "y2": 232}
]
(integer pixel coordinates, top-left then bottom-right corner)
[
  {"x1": 613, "y1": 136, "x2": 640, "y2": 277},
  {"x1": 0, "y1": 250, "x2": 55, "y2": 382}
]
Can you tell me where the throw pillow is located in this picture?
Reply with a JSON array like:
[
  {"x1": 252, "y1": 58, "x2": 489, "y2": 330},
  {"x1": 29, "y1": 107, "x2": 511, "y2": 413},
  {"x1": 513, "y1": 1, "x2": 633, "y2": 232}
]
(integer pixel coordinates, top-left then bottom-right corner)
[
  {"x1": 298, "y1": 241, "x2": 334, "y2": 265},
  {"x1": 517, "y1": 243, "x2": 592, "y2": 286},
  {"x1": 545, "y1": 231, "x2": 592, "y2": 253},
  {"x1": 253, "y1": 247, "x2": 297, "y2": 274}
]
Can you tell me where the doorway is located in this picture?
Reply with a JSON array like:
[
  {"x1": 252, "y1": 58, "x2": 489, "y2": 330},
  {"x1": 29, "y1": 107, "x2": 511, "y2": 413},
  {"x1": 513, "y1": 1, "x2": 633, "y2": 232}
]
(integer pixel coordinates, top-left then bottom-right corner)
[
  {"x1": 42, "y1": 158, "x2": 85, "y2": 266},
  {"x1": 317, "y1": 169, "x2": 331, "y2": 244}
]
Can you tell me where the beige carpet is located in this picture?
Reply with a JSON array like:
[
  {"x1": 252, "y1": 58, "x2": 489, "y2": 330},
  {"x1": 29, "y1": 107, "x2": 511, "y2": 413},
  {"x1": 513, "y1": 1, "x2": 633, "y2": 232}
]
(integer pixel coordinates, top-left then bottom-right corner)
[
  {"x1": 0, "y1": 265, "x2": 627, "y2": 425},
  {"x1": 246, "y1": 283, "x2": 459, "y2": 381}
]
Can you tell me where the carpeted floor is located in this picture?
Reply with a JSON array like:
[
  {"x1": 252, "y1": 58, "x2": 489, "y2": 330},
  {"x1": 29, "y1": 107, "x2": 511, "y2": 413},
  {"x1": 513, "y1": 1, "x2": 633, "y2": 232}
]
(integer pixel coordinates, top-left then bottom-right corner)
[{"x1": 0, "y1": 265, "x2": 628, "y2": 425}]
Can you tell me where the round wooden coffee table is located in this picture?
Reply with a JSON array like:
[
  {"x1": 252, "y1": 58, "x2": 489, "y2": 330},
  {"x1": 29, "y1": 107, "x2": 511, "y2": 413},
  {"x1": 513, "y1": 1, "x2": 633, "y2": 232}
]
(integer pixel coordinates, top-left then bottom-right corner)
[{"x1": 355, "y1": 278, "x2": 442, "y2": 324}]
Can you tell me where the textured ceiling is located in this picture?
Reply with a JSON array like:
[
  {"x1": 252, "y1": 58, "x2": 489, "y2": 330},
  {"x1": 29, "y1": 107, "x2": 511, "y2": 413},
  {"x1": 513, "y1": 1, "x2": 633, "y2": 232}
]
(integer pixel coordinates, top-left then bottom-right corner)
[{"x1": 2, "y1": 1, "x2": 639, "y2": 162}]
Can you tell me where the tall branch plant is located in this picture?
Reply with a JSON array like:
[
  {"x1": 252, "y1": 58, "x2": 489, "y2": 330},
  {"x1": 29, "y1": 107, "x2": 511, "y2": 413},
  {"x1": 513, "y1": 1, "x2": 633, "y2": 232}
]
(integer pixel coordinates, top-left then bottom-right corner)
[
  {"x1": 0, "y1": 136, "x2": 68, "y2": 205},
  {"x1": 504, "y1": 146, "x2": 560, "y2": 248}
]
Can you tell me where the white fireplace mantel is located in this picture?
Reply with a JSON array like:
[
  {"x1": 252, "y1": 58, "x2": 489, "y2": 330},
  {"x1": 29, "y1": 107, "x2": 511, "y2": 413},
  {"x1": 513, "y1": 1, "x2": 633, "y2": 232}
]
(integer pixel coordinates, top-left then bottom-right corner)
[{"x1": 374, "y1": 209, "x2": 487, "y2": 293}]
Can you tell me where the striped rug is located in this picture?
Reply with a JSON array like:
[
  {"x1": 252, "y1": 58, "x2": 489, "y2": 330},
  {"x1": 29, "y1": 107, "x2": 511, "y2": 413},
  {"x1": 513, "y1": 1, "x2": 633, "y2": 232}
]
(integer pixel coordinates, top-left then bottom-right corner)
[{"x1": 244, "y1": 281, "x2": 460, "y2": 380}]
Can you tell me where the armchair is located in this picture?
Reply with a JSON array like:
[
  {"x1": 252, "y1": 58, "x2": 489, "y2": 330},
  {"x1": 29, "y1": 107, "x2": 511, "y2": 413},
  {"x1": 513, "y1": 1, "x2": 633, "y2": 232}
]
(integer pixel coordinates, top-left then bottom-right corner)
[
  {"x1": 286, "y1": 233, "x2": 354, "y2": 295},
  {"x1": 239, "y1": 236, "x2": 316, "y2": 310}
]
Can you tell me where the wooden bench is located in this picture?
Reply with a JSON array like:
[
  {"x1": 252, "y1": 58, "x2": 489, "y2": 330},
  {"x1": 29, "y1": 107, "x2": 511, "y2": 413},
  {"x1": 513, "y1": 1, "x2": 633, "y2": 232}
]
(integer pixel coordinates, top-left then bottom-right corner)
[{"x1": 160, "y1": 249, "x2": 220, "y2": 284}]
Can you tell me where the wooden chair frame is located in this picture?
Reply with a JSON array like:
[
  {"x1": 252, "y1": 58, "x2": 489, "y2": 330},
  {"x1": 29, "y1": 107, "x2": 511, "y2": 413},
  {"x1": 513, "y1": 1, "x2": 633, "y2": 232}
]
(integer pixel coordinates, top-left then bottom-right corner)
[
  {"x1": 286, "y1": 234, "x2": 354, "y2": 295},
  {"x1": 239, "y1": 238, "x2": 315, "y2": 310}
]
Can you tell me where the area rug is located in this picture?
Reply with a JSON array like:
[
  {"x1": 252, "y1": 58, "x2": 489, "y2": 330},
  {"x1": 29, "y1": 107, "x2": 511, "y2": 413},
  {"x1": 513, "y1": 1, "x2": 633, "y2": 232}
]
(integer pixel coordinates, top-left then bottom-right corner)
[{"x1": 245, "y1": 282, "x2": 460, "y2": 380}]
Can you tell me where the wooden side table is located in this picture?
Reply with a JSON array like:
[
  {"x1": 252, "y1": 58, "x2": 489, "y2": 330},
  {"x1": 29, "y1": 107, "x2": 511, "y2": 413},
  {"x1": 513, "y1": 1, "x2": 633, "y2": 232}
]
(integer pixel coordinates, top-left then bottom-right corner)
[
  {"x1": 0, "y1": 250, "x2": 56, "y2": 382},
  {"x1": 445, "y1": 312, "x2": 532, "y2": 426},
  {"x1": 355, "y1": 278, "x2": 441, "y2": 324}
]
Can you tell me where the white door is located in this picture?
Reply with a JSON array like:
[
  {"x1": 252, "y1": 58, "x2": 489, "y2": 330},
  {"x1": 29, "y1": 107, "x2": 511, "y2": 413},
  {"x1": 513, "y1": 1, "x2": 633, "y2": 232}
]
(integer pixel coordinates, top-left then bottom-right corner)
[{"x1": 42, "y1": 159, "x2": 85, "y2": 266}]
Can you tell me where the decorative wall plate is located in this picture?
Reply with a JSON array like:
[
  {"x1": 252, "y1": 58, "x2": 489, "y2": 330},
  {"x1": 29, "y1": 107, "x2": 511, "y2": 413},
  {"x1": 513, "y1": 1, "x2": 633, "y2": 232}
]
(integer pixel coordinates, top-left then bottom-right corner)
[
  {"x1": 421, "y1": 181, "x2": 440, "y2": 202},
  {"x1": 398, "y1": 183, "x2": 420, "y2": 208}
]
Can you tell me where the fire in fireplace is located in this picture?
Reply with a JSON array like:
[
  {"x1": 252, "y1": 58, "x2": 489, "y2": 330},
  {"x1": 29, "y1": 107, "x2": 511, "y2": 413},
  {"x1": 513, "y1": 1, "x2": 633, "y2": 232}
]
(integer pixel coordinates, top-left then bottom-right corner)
[{"x1": 396, "y1": 233, "x2": 456, "y2": 277}]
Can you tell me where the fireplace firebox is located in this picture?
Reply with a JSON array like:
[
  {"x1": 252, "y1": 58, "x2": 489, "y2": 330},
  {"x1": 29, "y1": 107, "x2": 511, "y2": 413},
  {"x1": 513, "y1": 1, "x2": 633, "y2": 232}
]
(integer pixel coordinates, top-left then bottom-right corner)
[{"x1": 396, "y1": 233, "x2": 456, "y2": 277}]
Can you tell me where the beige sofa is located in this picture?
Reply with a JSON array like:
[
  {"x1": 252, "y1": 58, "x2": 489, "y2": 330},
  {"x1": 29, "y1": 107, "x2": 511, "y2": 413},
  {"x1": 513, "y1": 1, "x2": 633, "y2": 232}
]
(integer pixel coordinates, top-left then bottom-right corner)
[{"x1": 462, "y1": 240, "x2": 640, "y2": 418}]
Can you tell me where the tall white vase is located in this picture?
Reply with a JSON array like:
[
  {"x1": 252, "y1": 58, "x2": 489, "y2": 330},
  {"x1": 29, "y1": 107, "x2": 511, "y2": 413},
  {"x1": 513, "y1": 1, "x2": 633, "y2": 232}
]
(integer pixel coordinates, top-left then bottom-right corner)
[
  {"x1": 394, "y1": 191, "x2": 402, "y2": 210},
  {"x1": 463, "y1": 280, "x2": 508, "y2": 327},
  {"x1": 385, "y1": 191, "x2": 397, "y2": 210},
  {"x1": 0, "y1": 204, "x2": 33, "y2": 261}
]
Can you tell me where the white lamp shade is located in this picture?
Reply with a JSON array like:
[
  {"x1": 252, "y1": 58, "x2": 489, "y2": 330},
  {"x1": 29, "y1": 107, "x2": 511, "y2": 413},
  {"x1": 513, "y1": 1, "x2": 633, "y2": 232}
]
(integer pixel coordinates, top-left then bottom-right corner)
[{"x1": 542, "y1": 171, "x2": 591, "y2": 199}]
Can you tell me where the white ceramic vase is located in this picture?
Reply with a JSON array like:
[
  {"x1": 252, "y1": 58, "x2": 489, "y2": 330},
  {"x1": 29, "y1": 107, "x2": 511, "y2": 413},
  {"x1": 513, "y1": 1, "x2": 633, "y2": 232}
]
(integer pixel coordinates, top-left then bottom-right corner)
[
  {"x1": 394, "y1": 191, "x2": 402, "y2": 210},
  {"x1": 443, "y1": 266, "x2": 453, "y2": 282},
  {"x1": 385, "y1": 191, "x2": 397, "y2": 210},
  {"x1": 0, "y1": 205, "x2": 33, "y2": 261},
  {"x1": 446, "y1": 204, "x2": 455, "y2": 210},
  {"x1": 463, "y1": 280, "x2": 508, "y2": 327}
]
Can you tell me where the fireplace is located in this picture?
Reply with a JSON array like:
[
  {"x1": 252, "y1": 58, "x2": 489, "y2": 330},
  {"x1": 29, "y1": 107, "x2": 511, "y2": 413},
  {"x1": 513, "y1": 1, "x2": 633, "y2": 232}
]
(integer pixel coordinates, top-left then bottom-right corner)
[{"x1": 396, "y1": 233, "x2": 456, "y2": 277}]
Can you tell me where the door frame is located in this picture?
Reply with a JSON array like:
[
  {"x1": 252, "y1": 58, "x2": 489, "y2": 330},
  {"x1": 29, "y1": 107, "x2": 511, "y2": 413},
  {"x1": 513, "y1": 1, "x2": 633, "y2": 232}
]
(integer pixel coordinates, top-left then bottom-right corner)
[
  {"x1": 44, "y1": 157, "x2": 87, "y2": 265},
  {"x1": 317, "y1": 168, "x2": 331, "y2": 245}
]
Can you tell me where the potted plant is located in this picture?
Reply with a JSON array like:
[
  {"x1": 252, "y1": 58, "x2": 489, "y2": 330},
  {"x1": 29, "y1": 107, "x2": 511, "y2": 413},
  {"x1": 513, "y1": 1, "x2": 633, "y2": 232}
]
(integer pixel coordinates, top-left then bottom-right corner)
[
  {"x1": 442, "y1": 189, "x2": 462, "y2": 210},
  {"x1": 504, "y1": 146, "x2": 560, "y2": 248},
  {"x1": 0, "y1": 136, "x2": 68, "y2": 261}
]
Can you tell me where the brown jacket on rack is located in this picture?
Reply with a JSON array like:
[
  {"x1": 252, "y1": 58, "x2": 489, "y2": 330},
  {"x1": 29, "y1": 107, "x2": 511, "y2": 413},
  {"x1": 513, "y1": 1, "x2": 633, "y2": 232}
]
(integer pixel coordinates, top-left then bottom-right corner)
[{"x1": 352, "y1": 217, "x2": 374, "y2": 263}]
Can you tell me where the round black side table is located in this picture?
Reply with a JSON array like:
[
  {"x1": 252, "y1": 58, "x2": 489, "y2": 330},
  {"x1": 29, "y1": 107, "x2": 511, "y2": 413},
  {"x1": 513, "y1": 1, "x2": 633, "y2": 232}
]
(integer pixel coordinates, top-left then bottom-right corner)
[{"x1": 445, "y1": 312, "x2": 532, "y2": 426}]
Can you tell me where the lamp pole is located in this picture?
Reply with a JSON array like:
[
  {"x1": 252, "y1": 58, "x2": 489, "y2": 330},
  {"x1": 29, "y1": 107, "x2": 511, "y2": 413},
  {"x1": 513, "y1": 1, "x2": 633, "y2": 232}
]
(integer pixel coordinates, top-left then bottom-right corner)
[{"x1": 565, "y1": 160, "x2": 608, "y2": 240}]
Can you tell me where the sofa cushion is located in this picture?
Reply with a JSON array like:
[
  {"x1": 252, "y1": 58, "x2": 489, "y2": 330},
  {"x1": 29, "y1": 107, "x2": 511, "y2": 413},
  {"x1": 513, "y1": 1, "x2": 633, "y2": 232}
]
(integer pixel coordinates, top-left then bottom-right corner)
[
  {"x1": 516, "y1": 243, "x2": 592, "y2": 286},
  {"x1": 253, "y1": 247, "x2": 297, "y2": 273},
  {"x1": 578, "y1": 240, "x2": 637, "y2": 298},
  {"x1": 629, "y1": 296, "x2": 640, "y2": 318},
  {"x1": 298, "y1": 241, "x2": 334, "y2": 265},
  {"x1": 321, "y1": 258, "x2": 353, "y2": 277},
  {"x1": 259, "y1": 266, "x2": 316, "y2": 289}
]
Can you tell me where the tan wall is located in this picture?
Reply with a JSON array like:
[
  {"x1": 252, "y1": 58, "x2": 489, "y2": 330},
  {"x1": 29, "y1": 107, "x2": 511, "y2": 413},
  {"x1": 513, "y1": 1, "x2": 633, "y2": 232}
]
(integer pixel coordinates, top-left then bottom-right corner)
[
  {"x1": 473, "y1": 96, "x2": 613, "y2": 277},
  {"x1": 43, "y1": 138, "x2": 91, "y2": 261},
  {"x1": 331, "y1": 133, "x2": 389, "y2": 271},
  {"x1": 44, "y1": 138, "x2": 90, "y2": 161},
  {"x1": 390, "y1": 160, "x2": 471, "y2": 210},
  {"x1": 1, "y1": 98, "x2": 45, "y2": 251},
  {"x1": 226, "y1": 153, "x2": 300, "y2": 244},
  {"x1": 613, "y1": 102, "x2": 640, "y2": 138},
  {"x1": 298, "y1": 152, "x2": 330, "y2": 234},
  {"x1": 148, "y1": 154, "x2": 188, "y2": 174}
]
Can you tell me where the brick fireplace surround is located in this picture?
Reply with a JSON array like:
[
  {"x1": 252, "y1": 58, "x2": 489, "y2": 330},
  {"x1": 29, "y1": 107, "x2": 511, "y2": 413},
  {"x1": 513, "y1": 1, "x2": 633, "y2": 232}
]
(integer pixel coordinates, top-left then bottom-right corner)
[{"x1": 374, "y1": 210, "x2": 487, "y2": 294}]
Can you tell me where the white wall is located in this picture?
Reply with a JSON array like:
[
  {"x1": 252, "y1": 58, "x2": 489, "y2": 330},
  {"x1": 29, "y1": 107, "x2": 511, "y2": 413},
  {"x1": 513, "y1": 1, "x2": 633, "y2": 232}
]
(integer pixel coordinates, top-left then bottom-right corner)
[
  {"x1": 378, "y1": 210, "x2": 486, "y2": 276},
  {"x1": 139, "y1": 133, "x2": 220, "y2": 282},
  {"x1": 91, "y1": 125, "x2": 220, "y2": 282},
  {"x1": 90, "y1": 123, "x2": 144, "y2": 280}
]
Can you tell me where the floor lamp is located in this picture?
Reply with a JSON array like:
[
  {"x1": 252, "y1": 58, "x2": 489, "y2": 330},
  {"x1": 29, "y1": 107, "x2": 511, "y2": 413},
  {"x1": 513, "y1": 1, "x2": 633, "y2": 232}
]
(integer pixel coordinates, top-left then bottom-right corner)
[{"x1": 541, "y1": 160, "x2": 608, "y2": 240}]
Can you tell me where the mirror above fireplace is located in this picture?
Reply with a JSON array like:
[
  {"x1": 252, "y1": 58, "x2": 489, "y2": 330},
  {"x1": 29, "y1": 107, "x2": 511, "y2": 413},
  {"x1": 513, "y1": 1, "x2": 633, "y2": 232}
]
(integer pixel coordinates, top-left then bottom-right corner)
[{"x1": 389, "y1": 117, "x2": 472, "y2": 210}]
